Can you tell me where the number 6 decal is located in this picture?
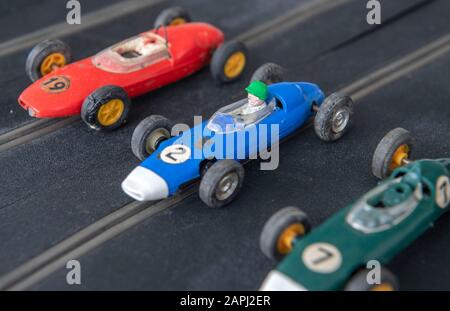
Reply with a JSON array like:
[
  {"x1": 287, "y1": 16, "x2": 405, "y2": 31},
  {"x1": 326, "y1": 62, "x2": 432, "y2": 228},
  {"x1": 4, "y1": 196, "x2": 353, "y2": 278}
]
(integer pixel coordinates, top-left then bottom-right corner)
[
  {"x1": 436, "y1": 176, "x2": 450, "y2": 208},
  {"x1": 160, "y1": 145, "x2": 191, "y2": 164}
]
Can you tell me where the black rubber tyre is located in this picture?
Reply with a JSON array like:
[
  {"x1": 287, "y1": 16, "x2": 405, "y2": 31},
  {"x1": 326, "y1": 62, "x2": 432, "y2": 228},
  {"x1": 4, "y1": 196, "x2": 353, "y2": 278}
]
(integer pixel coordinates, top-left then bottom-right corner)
[
  {"x1": 250, "y1": 63, "x2": 284, "y2": 85},
  {"x1": 81, "y1": 85, "x2": 131, "y2": 131},
  {"x1": 314, "y1": 93, "x2": 354, "y2": 142},
  {"x1": 200, "y1": 159, "x2": 216, "y2": 177},
  {"x1": 372, "y1": 128, "x2": 414, "y2": 180},
  {"x1": 131, "y1": 115, "x2": 173, "y2": 161},
  {"x1": 344, "y1": 267, "x2": 399, "y2": 291},
  {"x1": 25, "y1": 39, "x2": 71, "y2": 82},
  {"x1": 199, "y1": 160, "x2": 245, "y2": 208},
  {"x1": 260, "y1": 207, "x2": 311, "y2": 261},
  {"x1": 154, "y1": 7, "x2": 191, "y2": 27},
  {"x1": 210, "y1": 40, "x2": 248, "y2": 83}
]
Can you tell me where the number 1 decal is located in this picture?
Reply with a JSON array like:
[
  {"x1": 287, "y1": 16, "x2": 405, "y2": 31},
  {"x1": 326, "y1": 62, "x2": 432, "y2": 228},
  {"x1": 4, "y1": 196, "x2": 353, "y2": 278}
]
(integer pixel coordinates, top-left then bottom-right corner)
[
  {"x1": 160, "y1": 145, "x2": 191, "y2": 164},
  {"x1": 436, "y1": 176, "x2": 450, "y2": 208},
  {"x1": 302, "y1": 243, "x2": 342, "y2": 273}
]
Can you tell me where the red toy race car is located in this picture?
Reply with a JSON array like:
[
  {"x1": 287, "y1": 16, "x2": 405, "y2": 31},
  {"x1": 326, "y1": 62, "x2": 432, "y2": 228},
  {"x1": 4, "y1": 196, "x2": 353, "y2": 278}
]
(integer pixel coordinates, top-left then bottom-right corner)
[{"x1": 18, "y1": 7, "x2": 248, "y2": 130}]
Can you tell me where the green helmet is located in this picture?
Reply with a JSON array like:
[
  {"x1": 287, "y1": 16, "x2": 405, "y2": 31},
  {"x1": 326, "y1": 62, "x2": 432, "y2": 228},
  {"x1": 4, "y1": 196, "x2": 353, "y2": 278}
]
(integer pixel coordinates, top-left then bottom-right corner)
[{"x1": 246, "y1": 81, "x2": 268, "y2": 100}]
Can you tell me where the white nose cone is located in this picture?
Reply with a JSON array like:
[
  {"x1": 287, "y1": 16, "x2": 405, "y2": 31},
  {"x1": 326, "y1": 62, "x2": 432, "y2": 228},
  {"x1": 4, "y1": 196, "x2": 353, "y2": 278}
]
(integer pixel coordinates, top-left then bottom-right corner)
[
  {"x1": 121, "y1": 166, "x2": 169, "y2": 201},
  {"x1": 260, "y1": 270, "x2": 307, "y2": 291}
]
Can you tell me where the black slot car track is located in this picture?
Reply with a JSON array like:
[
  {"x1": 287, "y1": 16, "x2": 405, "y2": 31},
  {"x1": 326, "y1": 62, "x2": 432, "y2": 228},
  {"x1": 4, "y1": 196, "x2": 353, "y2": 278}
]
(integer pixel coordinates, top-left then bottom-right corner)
[{"x1": 0, "y1": 0, "x2": 449, "y2": 290}]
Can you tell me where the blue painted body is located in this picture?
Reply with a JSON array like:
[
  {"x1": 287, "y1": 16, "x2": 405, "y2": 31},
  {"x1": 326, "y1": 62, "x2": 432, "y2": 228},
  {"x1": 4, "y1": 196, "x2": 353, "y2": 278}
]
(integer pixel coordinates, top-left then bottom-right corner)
[{"x1": 140, "y1": 82, "x2": 325, "y2": 195}]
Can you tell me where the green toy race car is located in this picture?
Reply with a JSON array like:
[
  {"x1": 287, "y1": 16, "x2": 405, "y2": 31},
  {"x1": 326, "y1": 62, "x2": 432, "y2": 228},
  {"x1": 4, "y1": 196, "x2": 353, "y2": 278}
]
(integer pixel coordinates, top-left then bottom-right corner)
[{"x1": 259, "y1": 128, "x2": 450, "y2": 291}]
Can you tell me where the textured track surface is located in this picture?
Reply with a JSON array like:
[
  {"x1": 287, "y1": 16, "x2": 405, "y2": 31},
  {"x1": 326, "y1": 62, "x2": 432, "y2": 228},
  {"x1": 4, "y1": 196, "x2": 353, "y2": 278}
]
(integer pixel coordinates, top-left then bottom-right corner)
[{"x1": 0, "y1": 0, "x2": 449, "y2": 290}]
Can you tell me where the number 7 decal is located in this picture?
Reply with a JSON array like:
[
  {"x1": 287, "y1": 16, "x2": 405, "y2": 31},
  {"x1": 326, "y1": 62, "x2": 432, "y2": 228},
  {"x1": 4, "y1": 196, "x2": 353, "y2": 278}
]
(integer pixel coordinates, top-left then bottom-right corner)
[
  {"x1": 436, "y1": 176, "x2": 450, "y2": 208},
  {"x1": 302, "y1": 243, "x2": 342, "y2": 273}
]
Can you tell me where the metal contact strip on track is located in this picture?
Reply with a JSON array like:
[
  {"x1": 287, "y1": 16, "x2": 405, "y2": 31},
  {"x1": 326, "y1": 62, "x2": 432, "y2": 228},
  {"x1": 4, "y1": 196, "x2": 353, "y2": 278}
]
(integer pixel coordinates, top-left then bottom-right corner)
[
  {"x1": 0, "y1": 0, "x2": 166, "y2": 58},
  {"x1": 2, "y1": 32, "x2": 450, "y2": 291},
  {"x1": 236, "y1": 0, "x2": 352, "y2": 47},
  {"x1": 0, "y1": 0, "x2": 352, "y2": 154},
  {"x1": 0, "y1": 186, "x2": 199, "y2": 291},
  {"x1": 0, "y1": 119, "x2": 54, "y2": 145},
  {"x1": 339, "y1": 32, "x2": 450, "y2": 100},
  {"x1": 0, "y1": 117, "x2": 78, "y2": 153}
]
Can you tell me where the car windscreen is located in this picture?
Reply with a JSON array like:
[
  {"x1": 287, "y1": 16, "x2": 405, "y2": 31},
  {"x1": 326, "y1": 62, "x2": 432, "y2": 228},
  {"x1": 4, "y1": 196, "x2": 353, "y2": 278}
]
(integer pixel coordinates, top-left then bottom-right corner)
[
  {"x1": 207, "y1": 98, "x2": 275, "y2": 134},
  {"x1": 92, "y1": 32, "x2": 169, "y2": 74},
  {"x1": 346, "y1": 178, "x2": 421, "y2": 233}
]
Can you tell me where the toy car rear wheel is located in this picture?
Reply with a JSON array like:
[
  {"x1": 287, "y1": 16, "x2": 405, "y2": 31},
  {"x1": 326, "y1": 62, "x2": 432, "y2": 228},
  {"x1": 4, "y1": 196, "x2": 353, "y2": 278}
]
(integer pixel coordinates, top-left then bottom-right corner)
[
  {"x1": 211, "y1": 41, "x2": 248, "y2": 83},
  {"x1": 250, "y1": 63, "x2": 284, "y2": 85},
  {"x1": 260, "y1": 207, "x2": 311, "y2": 261},
  {"x1": 344, "y1": 267, "x2": 399, "y2": 291},
  {"x1": 199, "y1": 160, "x2": 245, "y2": 208},
  {"x1": 25, "y1": 39, "x2": 71, "y2": 82},
  {"x1": 81, "y1": 85, "x2": 131, "y2": 131},
  {"x1": 372, "y1": 128, "x2": 414, "y2": 180},
  {"x1": 314, "y1": 93, "x2": 353, "y2": 142},
  {"x1": 154, "y1": 7, "x2": 191, "y2": 27},
  {"x1": 131, "y1": 115, "x2": 173, "y2": 161}
]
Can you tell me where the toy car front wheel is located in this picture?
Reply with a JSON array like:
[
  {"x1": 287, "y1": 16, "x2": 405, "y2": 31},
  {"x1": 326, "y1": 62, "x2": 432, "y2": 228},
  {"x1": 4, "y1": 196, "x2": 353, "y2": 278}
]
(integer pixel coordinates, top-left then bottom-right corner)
[
  {"x1": 131, "y1": 115, "x2": 173, "y2": 161},
  {"x1": 199, "y1": 160, "x2": 245, "y2": 208},
  {"x1": 260, "y1": 207, "x2": 311, "y2": 261},
  {"x1": 372, "y1": 128, "x2": 414, "y2": 180},
  {"x1": 250, "y1": 63, "x2": 284, "y2": 85},
  {"x1": 81, "y1": 85, "x2": 131, "y2": 131},
  {"x1": 26, "y1": 39, "x2": 71, "y2": 82},
  {"x1": 314, "y1": 93, "x2": 354, "y2": 142},
  {"x1": 211, "y1": 41, "x2": 248, "y2": 83},
  {"x1": 154, "y1": 7, "x2": 191, "y2": 27},
  {"x1": 344, "y1": 267, "x2": 399, "y2": 291}
]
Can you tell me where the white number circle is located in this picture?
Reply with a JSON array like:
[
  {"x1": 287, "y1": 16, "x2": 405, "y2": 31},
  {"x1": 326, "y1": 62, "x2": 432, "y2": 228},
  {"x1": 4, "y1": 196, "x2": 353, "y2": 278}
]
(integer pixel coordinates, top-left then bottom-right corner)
[
  {"x1": 160, "y1": 145, "x2": 191, "y2": 164},
  {"x1": 436, "y1": 176, "x2": 450, "y2": 208},
  {"x1": 302, "y1": 242, "x2": 342, "y2": 274}
]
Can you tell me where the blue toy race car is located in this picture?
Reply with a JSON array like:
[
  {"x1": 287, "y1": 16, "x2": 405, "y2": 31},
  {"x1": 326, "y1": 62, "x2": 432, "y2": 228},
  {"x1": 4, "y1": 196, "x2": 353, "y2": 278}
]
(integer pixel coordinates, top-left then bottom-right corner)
[{"x1": 121, "y1": 63, "x2": 354, "y2": 208}]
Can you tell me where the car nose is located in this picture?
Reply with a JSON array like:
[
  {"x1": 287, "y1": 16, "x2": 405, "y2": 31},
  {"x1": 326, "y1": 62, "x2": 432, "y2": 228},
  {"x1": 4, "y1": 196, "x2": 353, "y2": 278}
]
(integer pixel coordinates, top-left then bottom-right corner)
[
  {"x1": 259, "y1": 270, "x2": 308, "y2": 291},
  {"x1": 121, "y1": 166, "x2": 169, "y2": 201}
]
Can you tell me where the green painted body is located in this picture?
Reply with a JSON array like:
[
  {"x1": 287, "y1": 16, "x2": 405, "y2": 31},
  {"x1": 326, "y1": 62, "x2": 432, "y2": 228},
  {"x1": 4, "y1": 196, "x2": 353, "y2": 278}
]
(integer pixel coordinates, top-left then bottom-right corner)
[{"x1": 276, "y1": 159, "x2": 450, "y2": 291}]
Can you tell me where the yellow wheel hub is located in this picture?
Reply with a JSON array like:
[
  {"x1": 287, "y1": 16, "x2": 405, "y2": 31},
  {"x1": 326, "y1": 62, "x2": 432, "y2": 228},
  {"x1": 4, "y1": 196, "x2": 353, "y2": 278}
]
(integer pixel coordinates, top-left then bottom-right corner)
[
  {"x1": 97, "y1": 99, "x2": 125, "y2": 127},
  {"x1": 40, "y1": 52, "x2": 66, "y2": 76},
  {"x1": 371, "y1": 283, "x2": 395, "y2": 291},
  {"x1": 170, "y1": 18, "x2": 187, "y2": 26},
  {"x1": 389, "y1": 144, "x2": 410, "y2": 171},
  {"x1": 277, "y1": 223, "x2": 305, "y2": 255},
  {"x1": 224, "y1": 51, "x2": 246, "y2": 79}
]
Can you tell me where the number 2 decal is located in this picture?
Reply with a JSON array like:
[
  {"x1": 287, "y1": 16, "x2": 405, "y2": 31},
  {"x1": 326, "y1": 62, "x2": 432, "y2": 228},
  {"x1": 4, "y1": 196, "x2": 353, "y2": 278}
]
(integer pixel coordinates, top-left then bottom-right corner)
[
  {"x1": 41, "y1": 75, "x2": 70, "y2": 93},
  {"x1": 302, "y1": 243, "x2": 342, "y2": 273},
  {"x1": 160, "y1": 145, "x2": 191, "y2": 164},
  {"x1": 436, "y1": 176, "x2": 450, "y2": 208}
]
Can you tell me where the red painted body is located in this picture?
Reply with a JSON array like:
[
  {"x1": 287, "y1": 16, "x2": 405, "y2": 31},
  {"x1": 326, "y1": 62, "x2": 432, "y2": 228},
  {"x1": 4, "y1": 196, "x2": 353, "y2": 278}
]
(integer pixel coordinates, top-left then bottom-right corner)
[{"x1": 18, "y1": 23, "x2": 224, "y2": 118}]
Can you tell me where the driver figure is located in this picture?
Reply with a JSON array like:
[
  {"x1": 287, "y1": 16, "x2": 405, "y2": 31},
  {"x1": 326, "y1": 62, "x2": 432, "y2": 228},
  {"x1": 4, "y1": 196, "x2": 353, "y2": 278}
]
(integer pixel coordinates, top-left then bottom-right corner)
[
  {"x1": 207, "y1": 80, "x2": 273, "y2": 133},
  {"x1": 242, "y1": 80, "x2": 268, "y2": 115}
]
